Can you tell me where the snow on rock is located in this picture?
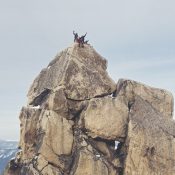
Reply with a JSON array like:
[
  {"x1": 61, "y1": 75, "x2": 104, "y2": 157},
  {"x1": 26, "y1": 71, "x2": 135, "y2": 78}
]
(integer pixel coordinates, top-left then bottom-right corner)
[{"x1": 115, "y1": 141, "x2": 120, "y2": 150}]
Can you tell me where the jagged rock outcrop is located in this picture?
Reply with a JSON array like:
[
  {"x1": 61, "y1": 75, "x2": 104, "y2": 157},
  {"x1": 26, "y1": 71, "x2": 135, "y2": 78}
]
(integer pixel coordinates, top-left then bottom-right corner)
[
  {"x1": 116, "y1": 79, "x2": 174, "y2": 119},
  {"x1": 4, "y1": 43, "x2": 175, "y2": 175},
  {"x1": 124, "y1": 96, "x2": 175, "y2": 174},
  {"x1": 27, "y1": 44, "x2": 116, "y2": 104}
]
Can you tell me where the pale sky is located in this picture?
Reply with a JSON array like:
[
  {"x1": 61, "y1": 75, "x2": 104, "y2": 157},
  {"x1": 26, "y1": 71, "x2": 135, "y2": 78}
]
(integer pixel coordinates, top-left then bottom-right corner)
[{"x1": 0, "y1": 0, "x2": 175, "y2": 140}]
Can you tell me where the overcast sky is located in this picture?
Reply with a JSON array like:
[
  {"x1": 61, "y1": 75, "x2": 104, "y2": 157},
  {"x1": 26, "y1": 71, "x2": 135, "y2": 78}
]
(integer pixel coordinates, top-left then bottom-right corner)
[{"x1": 0, "y1": 0, "x2": 175, "y2": 140}]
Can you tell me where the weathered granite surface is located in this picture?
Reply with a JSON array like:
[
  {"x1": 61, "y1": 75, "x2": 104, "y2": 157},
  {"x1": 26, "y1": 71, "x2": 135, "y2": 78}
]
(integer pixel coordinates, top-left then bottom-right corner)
[{"x1": 4, "y1": 43, "x2": 175, "y2": 175}]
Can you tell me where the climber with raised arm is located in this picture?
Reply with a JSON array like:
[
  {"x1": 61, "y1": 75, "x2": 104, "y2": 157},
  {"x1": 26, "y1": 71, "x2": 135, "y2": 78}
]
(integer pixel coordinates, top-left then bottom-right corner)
[
  {"x1": 73, "y1": 31, "x2": 78, "y2": 42},
  {"x1": 80, "y1": 33, "x2": 87, "y2": 43},
  {"x1": 79, "y1": 32, "x2": 87, "y2": 47}
]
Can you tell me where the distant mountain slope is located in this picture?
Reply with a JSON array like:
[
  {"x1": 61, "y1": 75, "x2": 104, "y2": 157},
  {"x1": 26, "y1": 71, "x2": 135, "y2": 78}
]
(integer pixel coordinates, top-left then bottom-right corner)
[{"x1": 0, "y1": 140, "x2": 18, "y2": 174}]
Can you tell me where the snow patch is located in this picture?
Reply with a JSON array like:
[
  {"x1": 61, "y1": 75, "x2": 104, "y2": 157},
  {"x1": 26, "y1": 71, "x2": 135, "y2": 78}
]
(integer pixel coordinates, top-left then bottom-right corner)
[
  {"x1": 34, "y1": 155, "x2": 38, "y2": 159},
  {"x1": 108, "y1": 93, "x2": 115, "y2": 98},
  {"x1": 96, "y1": 154, "x2": 100, "y2": 158},
  {"x1": 30, "y1": 105, "x2": 40, "y2": 109},
  {"x1": 115, "y1": 141, "x2": 120, "y2": 150}
]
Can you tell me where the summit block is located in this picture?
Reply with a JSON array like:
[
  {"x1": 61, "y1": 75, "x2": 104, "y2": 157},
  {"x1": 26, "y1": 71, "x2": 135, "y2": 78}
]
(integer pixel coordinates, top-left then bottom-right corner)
[{"x1": 27, "y1": 43, "x2": 116, "y2": 104}]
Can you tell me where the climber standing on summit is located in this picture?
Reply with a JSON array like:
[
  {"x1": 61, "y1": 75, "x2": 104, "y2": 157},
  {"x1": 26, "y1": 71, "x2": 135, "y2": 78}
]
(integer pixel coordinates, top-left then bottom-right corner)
[
  {"x1": 79, "y1": 32, "x2": 87, "y2": 47},
  {"x1": 79, "y1": 33, "x2": 87, "y2": 43},
  {"x1": 73, "y1": 31, "x2": 78, "y2": 42},
  {"x1": 73, "y1": 31, "x2": 88, "y2": 47}
]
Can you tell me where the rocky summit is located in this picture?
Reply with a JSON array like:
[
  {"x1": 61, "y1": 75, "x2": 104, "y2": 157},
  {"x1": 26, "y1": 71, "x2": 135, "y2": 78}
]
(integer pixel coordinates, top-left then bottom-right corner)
[{"x1": 4, "y1": 43, "x2": 175, "y2": 175}]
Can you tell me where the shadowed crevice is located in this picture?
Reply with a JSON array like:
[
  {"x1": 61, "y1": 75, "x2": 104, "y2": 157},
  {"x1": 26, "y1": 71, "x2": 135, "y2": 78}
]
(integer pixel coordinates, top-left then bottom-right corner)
[{"x1": 29, "y1": 89, "x2": 51, "y2": 106}]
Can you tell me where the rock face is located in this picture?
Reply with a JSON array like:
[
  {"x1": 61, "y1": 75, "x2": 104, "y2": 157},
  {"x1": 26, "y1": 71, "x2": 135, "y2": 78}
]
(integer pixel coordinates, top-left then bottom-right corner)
[
  {"x1": 124, "y1": 97, "x2": 175, "y2": 175},
  {"x1": 27, "y1": 44, "x2": 116, "y2": 104},
  {"x1": 4, "y1": 43, "x2": 175, "y2": 175},
  {"x1": 116, "y1": 79, "x2": 174, "y2": 119},
  {"x1": 82, "y1": 97, "x2": 128, "y2": 140}
]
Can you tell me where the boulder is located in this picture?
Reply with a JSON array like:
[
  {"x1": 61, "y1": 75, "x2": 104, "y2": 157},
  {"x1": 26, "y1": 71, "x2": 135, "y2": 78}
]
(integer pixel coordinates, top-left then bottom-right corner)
[
  {"x1": 40, "y1": 110, "x2": 74, "y2": 156},
  {"x1": 83, "y1": 96, "x2": 128, "y2": 140},
  {"x1": 124, "y1": 96, "x2": 175, "y2": 175},
  {"x1": 19, "y1": 107, "x2": 42, "y2": 161},
  {"x1": 116, "y1": 79, "x2": 174, "y2": 119}
]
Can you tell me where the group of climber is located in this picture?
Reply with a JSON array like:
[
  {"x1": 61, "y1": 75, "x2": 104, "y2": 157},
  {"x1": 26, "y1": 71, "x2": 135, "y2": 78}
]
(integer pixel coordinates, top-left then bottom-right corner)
[{"x1": 73, "y1": 31, "x2": 88, "y2": 47}]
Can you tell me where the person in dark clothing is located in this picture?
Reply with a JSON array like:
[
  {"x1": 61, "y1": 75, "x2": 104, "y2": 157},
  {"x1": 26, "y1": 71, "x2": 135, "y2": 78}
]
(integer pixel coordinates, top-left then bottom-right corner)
[
  {"x1": 79, "y1": 33, "x2": 87, "y2": 47},
  {"x1": 73, "y1": 31, "x2": 78, "y2": 42},
  {"x1": 80, "y1": 33, "x2": 87, "y2": 43}
]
